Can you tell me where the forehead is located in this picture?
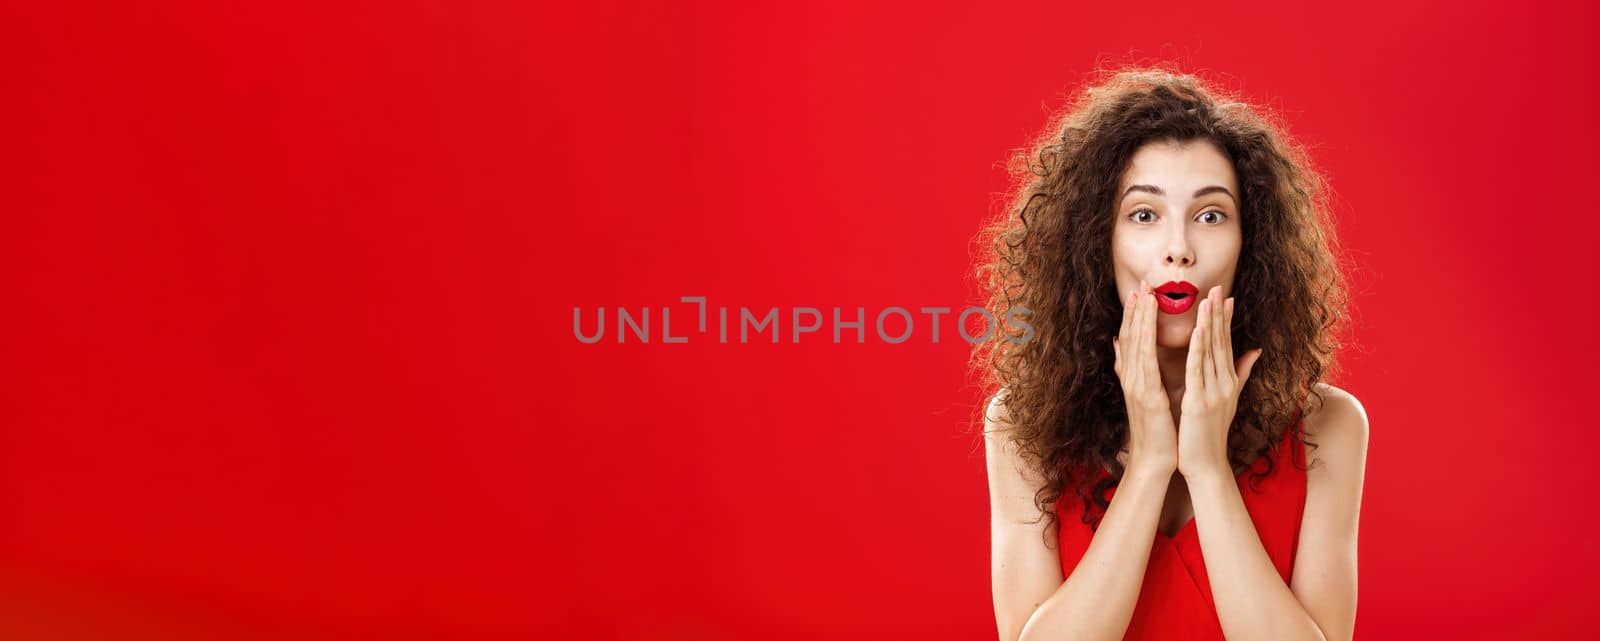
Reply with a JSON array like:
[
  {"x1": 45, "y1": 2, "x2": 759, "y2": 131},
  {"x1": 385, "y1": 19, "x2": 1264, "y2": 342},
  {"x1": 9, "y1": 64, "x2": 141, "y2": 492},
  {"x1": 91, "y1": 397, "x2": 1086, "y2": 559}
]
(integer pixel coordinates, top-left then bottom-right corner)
[{"x1": 1118, "y1": 139, "x2": 1237, "y2": 193}]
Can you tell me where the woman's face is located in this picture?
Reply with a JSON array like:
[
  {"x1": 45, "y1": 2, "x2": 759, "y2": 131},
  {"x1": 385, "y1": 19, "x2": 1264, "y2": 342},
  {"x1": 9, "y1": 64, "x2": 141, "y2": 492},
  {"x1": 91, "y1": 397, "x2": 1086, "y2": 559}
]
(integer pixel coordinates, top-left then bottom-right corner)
[{"x1": 1111, "y1": 138, "x2": 1243, "y2": 349}]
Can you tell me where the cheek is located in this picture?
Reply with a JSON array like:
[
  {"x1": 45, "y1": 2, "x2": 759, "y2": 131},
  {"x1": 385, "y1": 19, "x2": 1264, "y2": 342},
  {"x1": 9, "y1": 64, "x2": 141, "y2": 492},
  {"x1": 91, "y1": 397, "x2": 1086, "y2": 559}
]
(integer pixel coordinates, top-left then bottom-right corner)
[
  {"x1": 1218, "y1": 233, "x2": 1244, "y2": 268},
  {"x1": 1113, "y1": 238, "x2": 1164, "y2": 294},
  {"x1": 1110, "y1": 243, "x2": 1140, "y2": 295},
  {"x1": 1111, "y1": 237, "x2": 1158, "y2": 276}
]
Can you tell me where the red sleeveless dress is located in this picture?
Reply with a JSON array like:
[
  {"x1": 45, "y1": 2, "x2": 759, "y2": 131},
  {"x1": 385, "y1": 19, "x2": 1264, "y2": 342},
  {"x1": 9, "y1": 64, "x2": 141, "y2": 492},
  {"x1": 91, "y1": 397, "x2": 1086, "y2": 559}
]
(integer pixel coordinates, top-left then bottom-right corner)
[{"x1": 1055, "y1": 424, "x2": 1308, "y2": 641}]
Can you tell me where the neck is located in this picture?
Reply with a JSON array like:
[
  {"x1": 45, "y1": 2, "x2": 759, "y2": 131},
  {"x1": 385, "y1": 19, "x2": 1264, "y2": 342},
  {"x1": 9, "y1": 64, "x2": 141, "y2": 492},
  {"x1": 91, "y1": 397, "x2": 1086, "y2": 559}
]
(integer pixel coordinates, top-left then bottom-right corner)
[{"x1": 1154, "y1": 343, "x2": 1190, "y2": 424}]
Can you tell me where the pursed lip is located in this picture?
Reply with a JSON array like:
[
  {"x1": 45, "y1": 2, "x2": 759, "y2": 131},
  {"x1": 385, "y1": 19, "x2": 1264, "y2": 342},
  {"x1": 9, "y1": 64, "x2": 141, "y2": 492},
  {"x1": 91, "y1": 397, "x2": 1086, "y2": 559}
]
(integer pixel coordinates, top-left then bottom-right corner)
[
  {"x1": 1153, "y1": 280, "x2": 1199, "y2": 298},
  {"x1": 1151, "y1": 280, "x2": 1200, "y2": 315}
]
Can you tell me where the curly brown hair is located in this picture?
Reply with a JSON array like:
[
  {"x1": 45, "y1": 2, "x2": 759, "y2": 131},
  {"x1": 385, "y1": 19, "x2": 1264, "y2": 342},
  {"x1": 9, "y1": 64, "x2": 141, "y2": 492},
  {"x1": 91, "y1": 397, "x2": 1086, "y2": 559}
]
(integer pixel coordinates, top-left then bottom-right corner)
[{"x1": 970, "y1": 65, "x2": 1353, "y2": 544}]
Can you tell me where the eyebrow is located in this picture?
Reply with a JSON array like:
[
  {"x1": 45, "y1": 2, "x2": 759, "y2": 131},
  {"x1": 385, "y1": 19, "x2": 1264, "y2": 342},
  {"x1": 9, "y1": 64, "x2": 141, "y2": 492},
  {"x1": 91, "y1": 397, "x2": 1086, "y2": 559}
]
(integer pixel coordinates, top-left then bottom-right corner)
[{"x1": 1121, "y1": 184, "x2": 1237, "y2": 204}]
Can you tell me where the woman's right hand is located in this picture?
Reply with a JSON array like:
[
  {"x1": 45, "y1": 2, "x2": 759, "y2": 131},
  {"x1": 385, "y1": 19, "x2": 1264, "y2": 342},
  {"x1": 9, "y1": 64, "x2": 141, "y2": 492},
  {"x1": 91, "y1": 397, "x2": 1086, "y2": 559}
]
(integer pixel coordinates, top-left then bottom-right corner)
[{"x1": 1111, "y1": 280, "x2": 1178, "y2": 474}]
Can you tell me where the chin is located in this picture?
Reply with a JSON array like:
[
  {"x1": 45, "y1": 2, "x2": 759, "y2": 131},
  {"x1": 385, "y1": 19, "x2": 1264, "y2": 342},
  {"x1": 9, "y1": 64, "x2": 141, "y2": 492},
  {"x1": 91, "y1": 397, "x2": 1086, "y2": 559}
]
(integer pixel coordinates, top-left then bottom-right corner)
[
  {"x1": 1154, "y1": 331, "x2": 1181, "y2": 350},
  {"x1": 1156, "y1": 324, "x2": 1196, "y2": 350}
]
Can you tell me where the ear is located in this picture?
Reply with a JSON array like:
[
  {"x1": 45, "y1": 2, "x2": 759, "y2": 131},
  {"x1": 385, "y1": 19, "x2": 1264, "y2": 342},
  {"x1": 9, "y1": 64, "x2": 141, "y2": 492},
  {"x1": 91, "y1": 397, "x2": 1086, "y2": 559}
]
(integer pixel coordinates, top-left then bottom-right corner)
[{"x1": 1236, "y1": 348, "x2": 1264, "y2": 385}]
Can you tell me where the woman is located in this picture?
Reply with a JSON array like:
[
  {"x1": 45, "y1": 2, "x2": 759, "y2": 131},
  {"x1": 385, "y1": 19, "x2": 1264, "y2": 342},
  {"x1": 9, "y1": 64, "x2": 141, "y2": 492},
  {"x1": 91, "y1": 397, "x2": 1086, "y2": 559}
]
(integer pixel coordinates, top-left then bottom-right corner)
[{"x1": 974, "y1": 68, "x2": 1368, "y2": 641}]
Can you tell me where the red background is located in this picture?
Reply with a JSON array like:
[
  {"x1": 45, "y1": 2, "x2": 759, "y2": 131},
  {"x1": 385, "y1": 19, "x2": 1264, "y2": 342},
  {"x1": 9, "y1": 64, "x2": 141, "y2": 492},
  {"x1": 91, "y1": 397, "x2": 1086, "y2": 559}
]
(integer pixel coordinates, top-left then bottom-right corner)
[{"x1": 6, "y1": 1, "x2": 1596, "y2": 639}]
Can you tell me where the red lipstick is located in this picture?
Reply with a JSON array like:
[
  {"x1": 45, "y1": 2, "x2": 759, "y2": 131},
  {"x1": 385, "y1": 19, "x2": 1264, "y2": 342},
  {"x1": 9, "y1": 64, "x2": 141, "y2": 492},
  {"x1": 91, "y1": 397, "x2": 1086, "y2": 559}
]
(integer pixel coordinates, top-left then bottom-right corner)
[{"x1": 1152, "y1": 281, "x2": 1200, "y2": 315}]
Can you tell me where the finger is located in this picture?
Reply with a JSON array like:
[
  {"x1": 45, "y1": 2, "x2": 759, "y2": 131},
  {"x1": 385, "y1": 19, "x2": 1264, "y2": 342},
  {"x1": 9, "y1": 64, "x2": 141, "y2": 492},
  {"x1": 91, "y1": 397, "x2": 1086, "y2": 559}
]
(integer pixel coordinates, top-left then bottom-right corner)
[
  {"x1": 1121, "y1": 287, "x2": 1137, "y2": 336},
  {"x1": 1119, "y1": 289, "x2": 1136, "y2": 365},
  {"x1": 1136, "y1": 280, "x2": 1151, "y2": 371},
  {"x1": 1223, "y1": 296, "x2": 1236, "y2": 384},
  {"x1": 1201, "y1": 296, "x2": 1218, "y2": 392},
  {"x1": 1116, "y1": 289, "x2": 1131, "y2": 368},
  {"x1": 1239, "y1": 347, "x2": 1264, "y2": 384},
  {"x1": 1127, "y1": 285, "x2": 1141, "y2": 366},
  {"x1": 1125, "y1": 288, "x2": 1138, "y2": 384},
  {"x1": 1142, "y1": 284, "x2": 1160, "y2": 383},
  {"x1": 1185, "y1": 307, "x2": 1205, "y2": 396},
  {"x1": 1209, "y1": 288, "x2": 1227, "y2": 386},
  {"x1": 1196, "y1": 287, "x2": 1203, "y2": 382},
  {"x1": 1130, "y1": 289, "x2": 1143, "y2": 382}
]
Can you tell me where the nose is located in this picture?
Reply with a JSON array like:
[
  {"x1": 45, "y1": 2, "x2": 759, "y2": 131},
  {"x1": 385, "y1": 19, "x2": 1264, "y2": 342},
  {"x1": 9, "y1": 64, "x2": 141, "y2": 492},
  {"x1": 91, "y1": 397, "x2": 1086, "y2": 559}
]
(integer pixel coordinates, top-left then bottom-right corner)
[{"x1": 1164, "y1": 225, "x2": 1194, "y2": 266}]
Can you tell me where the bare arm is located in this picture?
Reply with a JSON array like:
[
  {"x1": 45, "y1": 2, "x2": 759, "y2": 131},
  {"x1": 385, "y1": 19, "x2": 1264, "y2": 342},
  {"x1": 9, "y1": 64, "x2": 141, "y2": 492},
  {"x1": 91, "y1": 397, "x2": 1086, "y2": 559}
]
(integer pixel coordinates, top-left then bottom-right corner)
[
  {"x1": 1187, "y1": 386, "x2": 1368, "y2": 641},
  {"x1": 1287, "y1": 386, "x2": 1367, "y2": 641},
  {"x1": 985, "y1": 394, "x2": 1175, "y2": 641}
]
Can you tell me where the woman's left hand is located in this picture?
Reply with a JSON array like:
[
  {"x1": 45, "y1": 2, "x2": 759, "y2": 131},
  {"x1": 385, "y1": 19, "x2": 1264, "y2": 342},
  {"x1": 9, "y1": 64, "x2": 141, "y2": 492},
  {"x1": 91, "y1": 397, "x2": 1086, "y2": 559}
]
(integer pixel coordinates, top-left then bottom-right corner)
[{"x1": 1177, "y1": 286, "x2": 1264, "y2": 479}]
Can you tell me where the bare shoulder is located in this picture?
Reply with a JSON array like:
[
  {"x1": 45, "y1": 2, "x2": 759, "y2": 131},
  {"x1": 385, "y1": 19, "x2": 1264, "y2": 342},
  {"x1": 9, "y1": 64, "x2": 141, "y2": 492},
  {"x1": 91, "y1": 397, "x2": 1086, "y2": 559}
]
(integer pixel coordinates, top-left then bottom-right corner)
[
  {"x1": 982, "y1": 387, "x2": 1048, "y2": 520},
  {"x1": 1301, "y1": 382, "x2": 1370, "y2": 472},
  {"x1": 982, "y1": 386, "x2": 1021, "y2": 454},
  {"x1": 984, "y1": 386, "x2": 1016, "y2": 431},
  {"x1": 983, "y1": 388, "x2": 1036, "y2": 470},
  {"x1": 1288, "y1": 391, "x2": 1366, "y2": 638},
  {"x1": 984, "y1": 386, "x2": 1066, "y2": 641}
]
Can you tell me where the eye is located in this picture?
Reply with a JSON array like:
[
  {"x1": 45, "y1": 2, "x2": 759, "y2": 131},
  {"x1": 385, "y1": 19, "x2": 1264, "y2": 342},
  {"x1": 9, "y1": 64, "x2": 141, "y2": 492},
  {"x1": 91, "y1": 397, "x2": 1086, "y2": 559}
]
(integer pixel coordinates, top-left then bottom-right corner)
[
  {"x1": 1198, "y1": 210, "x2": 1229, "y2": 224},
  {"x1": 1129, "y1": 208, "x2": 1157, "y2": 224}
]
